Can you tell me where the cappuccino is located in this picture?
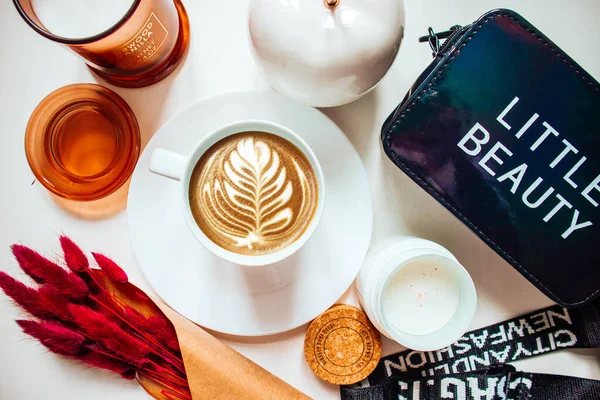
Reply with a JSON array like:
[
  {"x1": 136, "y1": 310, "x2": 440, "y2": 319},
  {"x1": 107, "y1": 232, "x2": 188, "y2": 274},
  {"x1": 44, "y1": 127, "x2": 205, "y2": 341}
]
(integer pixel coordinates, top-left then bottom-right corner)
[{"x1": 189, "y1": 131, "x2": 319, "y2": 256}]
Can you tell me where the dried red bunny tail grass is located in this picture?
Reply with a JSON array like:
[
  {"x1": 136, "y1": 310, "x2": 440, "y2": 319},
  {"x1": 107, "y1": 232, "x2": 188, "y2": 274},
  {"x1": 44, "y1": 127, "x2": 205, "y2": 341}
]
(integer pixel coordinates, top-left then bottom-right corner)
[
  {"x1": 85, "y1": 287, "x2": 185, "y2": 372},
  {"x1": 122, "y1": 305, "x2": 180, "y2": 352},
  {"x1": 11, "y1": 244, "x2": 88, "y2": 300},
  {"x1": 80, "y1": 280, "x2": 185, "y2": 373},
  {"x1": 93, "y1": 299, "x2": 186, "y2": 376},
  {"x1": 19, "y1": 319, "x2": 139, "y2": 381},
  {"x1": 147, "y1": 316, "x2": 180, "y2": 353},
  {"x1": 83, "y1": 349, "x2": 137, "y2": 380},
  {"x1": 37, "y1": 285, "x2": 72, "y2": 321},
  {"x1": 59, "y1": 236, "x2": 90, "y2": 273},
  {"x1": 92, "y1": 252, "x2": 128, "y2": 283},
  {"x1": 9, "y1": 245, "x2": 46, "y2": 284},
  {"x1": 17, "y1": 322, "x2": 134, "y2": 379},
  {"x1": 16, "y1": 320, "x2": 85, "y2": 356},
  {"x1": 18, "y1": 320, "x2": 177, "y2": 387},
  {"x1": 59, "y1": 236, "x2": 105, "y2": 294},
  {"x1": 60, "y1": 239, "x2": 185, "y2": 373},
  {"x1": 0, "y1": 272, "x2": 57, "y2": 320},
  {"x1": 67, "y1": 304, "x2": 151, "y2": 365}
]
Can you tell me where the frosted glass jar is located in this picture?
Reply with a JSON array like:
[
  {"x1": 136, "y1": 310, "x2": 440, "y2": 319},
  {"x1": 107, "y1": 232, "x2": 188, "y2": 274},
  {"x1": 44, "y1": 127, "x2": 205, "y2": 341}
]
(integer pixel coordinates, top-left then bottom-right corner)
[{"x1": 357, "y1": 237, "x2": 477, "y2": 351}]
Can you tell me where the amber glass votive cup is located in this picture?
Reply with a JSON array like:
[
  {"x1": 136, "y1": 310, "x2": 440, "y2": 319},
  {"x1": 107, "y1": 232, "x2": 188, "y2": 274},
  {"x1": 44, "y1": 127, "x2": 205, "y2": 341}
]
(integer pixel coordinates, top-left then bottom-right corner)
[
  {"x1": 13, "y1": 0, "x2": 190, "y2": 88},
  {"x1": 25, "y1": 84, "x2": 141, "y2": 202}
]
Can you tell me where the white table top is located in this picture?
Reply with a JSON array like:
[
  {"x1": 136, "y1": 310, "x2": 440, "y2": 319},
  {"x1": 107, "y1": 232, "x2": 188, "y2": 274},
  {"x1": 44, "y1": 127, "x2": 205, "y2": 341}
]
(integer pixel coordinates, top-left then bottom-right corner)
[{"x1": 1, "y1": 1, "x2": 599, "y2": 399}]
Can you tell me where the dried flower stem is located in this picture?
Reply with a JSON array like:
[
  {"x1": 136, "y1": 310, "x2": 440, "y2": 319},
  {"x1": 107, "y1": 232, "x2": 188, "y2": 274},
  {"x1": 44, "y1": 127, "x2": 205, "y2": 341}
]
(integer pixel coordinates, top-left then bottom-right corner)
[
  {"x1": 92, "y1": 347, "x2": 187, "y2": 389},
  {"x1": 90, "y1": 294, "x2": 186, "y2": 373},
  {"x1": 139, "y1": 372, "x2": 192, "y2": 400},
  {"x1": 161, "y1": 390, "x2": 184, "y2": 400},
  {"x1": 141, "y1": 369, "x2": 190, "y2": 393},
  {"x1": 144, "y1": 360, "x2": 189, "y2": 386}
]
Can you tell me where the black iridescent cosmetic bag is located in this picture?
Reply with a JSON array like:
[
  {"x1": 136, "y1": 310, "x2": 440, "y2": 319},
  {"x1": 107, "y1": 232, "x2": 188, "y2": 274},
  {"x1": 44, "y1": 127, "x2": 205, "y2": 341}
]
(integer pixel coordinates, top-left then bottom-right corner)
[{"x1": 382, "y1": 9, "x2": 600, "y2": 307}]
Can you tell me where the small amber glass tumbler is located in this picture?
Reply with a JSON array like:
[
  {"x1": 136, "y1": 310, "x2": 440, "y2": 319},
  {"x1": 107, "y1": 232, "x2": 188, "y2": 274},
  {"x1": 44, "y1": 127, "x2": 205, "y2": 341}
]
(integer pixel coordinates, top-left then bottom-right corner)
[
  {"x1": 13, "y1": 0, "x2": 190, "y2": 88},
  {"x1": 25, "y1": 84, "x2": 141, "y2": 201}
]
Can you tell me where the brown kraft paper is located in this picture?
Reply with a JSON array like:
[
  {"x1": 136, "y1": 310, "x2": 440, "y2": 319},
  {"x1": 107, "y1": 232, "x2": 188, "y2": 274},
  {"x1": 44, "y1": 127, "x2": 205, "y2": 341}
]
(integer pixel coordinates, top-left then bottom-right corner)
[{"x1": 157, "y1": 302, "x2": 312, "y2": 400}]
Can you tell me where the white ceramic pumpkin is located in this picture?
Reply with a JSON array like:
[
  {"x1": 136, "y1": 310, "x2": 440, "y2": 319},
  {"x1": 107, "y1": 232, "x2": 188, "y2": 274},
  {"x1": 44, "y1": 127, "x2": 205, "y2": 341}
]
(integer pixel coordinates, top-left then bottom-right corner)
[{"x1": 248, "y1": 0, "x2": 405, "y2": 107}]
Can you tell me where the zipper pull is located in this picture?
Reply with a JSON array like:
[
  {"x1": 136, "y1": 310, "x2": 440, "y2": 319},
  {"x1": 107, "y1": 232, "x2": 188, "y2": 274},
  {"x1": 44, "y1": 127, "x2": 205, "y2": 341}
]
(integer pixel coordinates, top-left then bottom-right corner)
[{"x1": 419, "y1": 25, "x2": 462, "y2": 58}]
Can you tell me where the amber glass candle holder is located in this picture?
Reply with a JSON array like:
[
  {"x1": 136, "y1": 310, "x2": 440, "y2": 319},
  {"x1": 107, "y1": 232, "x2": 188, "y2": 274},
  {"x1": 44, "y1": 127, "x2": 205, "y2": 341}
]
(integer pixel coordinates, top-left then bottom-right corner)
[
  {"x1": 13, "y1": 0, "x2": 190, "y2": 88},
  {"x1": 25, "y1": 84, "x2": 141, "y2": 201}
]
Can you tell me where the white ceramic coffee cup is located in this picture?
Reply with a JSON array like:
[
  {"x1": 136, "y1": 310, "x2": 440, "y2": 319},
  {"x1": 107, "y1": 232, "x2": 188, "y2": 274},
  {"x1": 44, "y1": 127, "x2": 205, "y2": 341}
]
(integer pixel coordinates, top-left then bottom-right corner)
[
  {"x1": 357, "y1": 237, "x2": 477, "y2": 351},
  {"x1": 148, "y1": 120, "x2": 326, "y2": 267}
]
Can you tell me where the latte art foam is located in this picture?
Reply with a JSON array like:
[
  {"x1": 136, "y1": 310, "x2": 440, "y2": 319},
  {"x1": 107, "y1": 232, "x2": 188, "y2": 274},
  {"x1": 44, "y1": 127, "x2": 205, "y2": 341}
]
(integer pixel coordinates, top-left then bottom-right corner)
[{"x1": 189, "y1": 131, "x2": 319, "y2": 256}]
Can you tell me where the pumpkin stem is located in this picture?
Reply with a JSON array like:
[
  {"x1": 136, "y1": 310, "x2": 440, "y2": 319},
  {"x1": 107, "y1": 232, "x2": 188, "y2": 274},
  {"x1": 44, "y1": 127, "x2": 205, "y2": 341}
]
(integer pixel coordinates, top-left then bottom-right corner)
[{"x1": 325, "y1": 0, "x2": 339, "y2": 9}]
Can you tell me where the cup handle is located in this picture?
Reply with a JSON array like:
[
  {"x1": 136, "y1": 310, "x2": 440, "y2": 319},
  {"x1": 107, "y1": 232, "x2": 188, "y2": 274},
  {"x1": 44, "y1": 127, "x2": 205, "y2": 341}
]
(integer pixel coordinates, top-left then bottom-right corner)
[{"x1": 149, "y1": 148, "x2": 188, "y2": 181}]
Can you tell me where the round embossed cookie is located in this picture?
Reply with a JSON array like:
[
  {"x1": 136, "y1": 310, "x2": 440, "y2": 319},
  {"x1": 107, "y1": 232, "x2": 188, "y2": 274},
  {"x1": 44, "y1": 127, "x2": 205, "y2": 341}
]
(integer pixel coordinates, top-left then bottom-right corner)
[{"x1": 304, "y1": 304, "x2": 382, "y2": 385}]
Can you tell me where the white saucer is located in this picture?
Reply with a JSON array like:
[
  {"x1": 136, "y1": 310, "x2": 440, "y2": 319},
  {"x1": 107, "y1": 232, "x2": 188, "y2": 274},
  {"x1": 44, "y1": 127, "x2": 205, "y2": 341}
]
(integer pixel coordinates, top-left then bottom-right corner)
[{"x1": 127, "y1": 92, "x2": 373, "y2": 336}]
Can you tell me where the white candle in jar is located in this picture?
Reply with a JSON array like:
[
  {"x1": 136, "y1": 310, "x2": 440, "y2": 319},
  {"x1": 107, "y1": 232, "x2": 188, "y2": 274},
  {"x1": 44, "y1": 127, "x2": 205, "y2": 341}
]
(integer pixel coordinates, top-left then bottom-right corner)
[
  {"x1": 381, "y1": 256, "x2": 460, "y2": 336},
  {"x1": 357, "y1": 237, "x2": 476, "y2": 351},
  {"x1": 31, "y1": 0, "x2": 135, "y2": 39}
]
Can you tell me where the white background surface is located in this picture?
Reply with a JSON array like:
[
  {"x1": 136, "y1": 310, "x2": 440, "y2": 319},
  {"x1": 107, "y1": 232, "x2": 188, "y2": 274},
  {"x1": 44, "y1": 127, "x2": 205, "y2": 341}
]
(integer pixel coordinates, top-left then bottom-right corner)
[{"x1": 0, "y1": 0, "x2": 599, "y2": 399}]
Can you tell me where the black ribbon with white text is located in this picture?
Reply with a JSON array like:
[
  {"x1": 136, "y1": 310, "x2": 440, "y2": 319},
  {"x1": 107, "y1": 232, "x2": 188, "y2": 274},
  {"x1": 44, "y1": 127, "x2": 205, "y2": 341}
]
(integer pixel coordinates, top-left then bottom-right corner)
[{"x1": 341, "y1": 300, "x2": 600, "y2": 400}]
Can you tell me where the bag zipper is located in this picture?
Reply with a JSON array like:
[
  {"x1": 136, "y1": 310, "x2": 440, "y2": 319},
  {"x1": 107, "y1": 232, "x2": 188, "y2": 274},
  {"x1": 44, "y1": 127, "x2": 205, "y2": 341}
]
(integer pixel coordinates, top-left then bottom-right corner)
[
  {"x1": 381, "y1": 24, "x2": 472, "y2": 134},
  {"x1": 437, "y1": 24, "x2": 472, "y2": 55},
  {"x1": 419, "y1": 24, "x2": 472, "y2": 58}
]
